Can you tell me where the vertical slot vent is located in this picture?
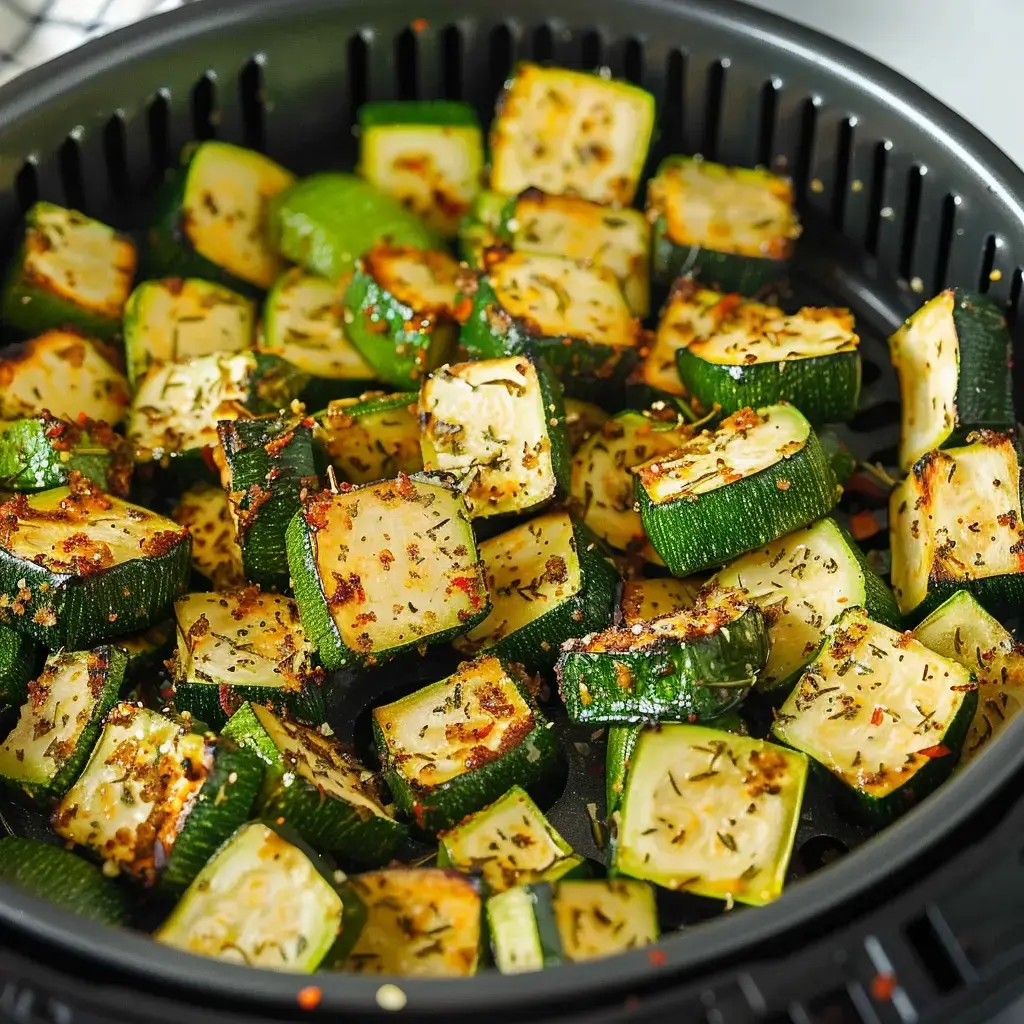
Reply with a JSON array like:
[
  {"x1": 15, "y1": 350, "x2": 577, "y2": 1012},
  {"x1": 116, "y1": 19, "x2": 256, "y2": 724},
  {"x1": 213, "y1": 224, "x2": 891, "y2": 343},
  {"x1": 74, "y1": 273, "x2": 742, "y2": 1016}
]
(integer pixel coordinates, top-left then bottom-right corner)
[
  {"x1": 661, "y1": 49, "x2": 685, "y2": 153},
  {"x1": 15, "y1": 159, "x2": 39, "y2": 214},
  {"x1": 349, "y1": 33, "x2": 369, "y2": 117},
  {"x1": 441, "y1": 24, "x2": 463, "y2": 100},
  {"x1": 532, "y1": 23, "x2": 554, "y2": 64},
  {"x1": 831, "y1": 117, "x2": 854, "y2": 228},
  {"x1": 905, "y1": 911, "x2": 969, "y2": 994},
  {"x1": 898, "y1": 165, "x2": 924, "y2": 282},
  {"x1": 932, "y1": 193, "x2": 959, "y2": 293},
  {"x1": 978, "y1": 234, "x2": 997, "y2": 293},
  {"x1": 396, "y1": 28, "x2": 418, "y2": 100},
  {"x1": 623, "y1": 38, "x2": 643, "y2": 86},
  {"x1": 864, "y1": 140, "x2": 890, "y2": 256},
  {"x1": 489, "y1": 24, "x2": 515, "y2": 102},
  {"x1": 757, "y1": 79, "x2": 779, "y2": 168},
  {"x1": 240, "y1": 57, "x2": 266, "y2": 152},
  {"x1": 59, "y1": 132, "x2": 86, "y2": 212},
  {"x1": 581, "y1": 30, "x2": 603, "y2": 72},
  {"x1": 702, "y1": 60, "x2": 727, "y2": 160},
  {"x1": 191, "y1": 72, "x2": 218, "y2": 141},
  {"x1": 147, "y1": 88, "x2": 172, "y2": 174},
  {"x1": 103, "y1": 113, "x2": 131, "y2": 199},
  {"x1": 1007, "y1": 266, "x2": 1023, "y2": 328},
  {"x1": 791, "y1": 97, "x2": 818, "y2": 201}
]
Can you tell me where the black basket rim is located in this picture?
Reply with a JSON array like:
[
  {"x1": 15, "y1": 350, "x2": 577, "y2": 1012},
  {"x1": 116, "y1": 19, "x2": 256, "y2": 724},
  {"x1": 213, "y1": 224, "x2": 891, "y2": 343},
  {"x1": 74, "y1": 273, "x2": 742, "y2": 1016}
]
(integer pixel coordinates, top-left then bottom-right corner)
[{"x1": 1, "y1": 0, "x2": 1024, "y2": 1016}]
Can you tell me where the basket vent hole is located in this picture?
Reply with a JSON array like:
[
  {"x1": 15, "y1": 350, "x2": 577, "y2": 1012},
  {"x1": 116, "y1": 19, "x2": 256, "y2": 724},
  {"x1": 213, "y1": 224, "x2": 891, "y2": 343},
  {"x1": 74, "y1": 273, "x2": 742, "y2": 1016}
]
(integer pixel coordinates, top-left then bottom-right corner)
[
  {"x1": 791, "y1": 97, "x2": 818, "y2": 202},
  {"x1": 58, "y1": 133, "x2": 86, "y2": 212},
  {"x1": 757, "y1": 79, "x2": 779, "y2": 168},
  {"x1": 532, "y1": 23, "x2": 555, "y2": 64},
  {"x1": 660, "y1": 48, "x2": 685, "y2": 153},
  {"x1": 147, "y1": 89, "x2": 172, "y2": 173},
  {"x1": 796, "y1": 835, "x2": 848, "y2": 875},
  {"x1": 1007, "y1": 266, "x2": 1023, "y2": 329},
  {"x1": 348, "y1": 33, "x2": 369, "y2": 116},
  {"x1": 861, "y1": 355, "x2": 882, "y2": 389},
  {"x1": 905, "y1": 912, "x2": 967, "y2": 993},
  {"x1": 831, "y1": 118, "x2": 854, "y2": 228},
  {"x1": 898, "y1": 165, "x2": 924, "y2": 283},
  {"x1": 864, "y1": 140, "x2": 890, "y2": 257},
  {"x1": 396, "y1": 28, "x2": 418, "y2": 100},
  {"x1": 702, "y1": 59, "x2": 726, "y2": 160},
  {"x1": 239, "y1": 57, "x2": 266, "y2": 153},
  {"x1": 440, "y1": 24, "x2": 463, "y2": 100},
  {"x1": 933, "y1": 193, "x2": 958, "y2": 293},
  {"x1": 488, "y1": 24, "x2": 515, "y2": 104},
  {"x1": 191, "y1": 72, "x2": 218, "y2": 141},
  {"x1": 805, "y1": 987, "x2": 863, "y2": 1023},
  {"x1": 849, "y1": 399, "x2": 901, "y2": 434},
  {"x1": 14, "y1": 159, "x2": 39, "y2": 215},
  {"x1": 623, "y1": 37, "x2": 643, "y2": 86},
  {"x1": 102, "y1": 114, "x2": 131, "y2": 199},
  {"x1": 581, "y1": 30, "x2": 604, "y2": 72},
  {"x1": 977, "y1": 233, "x2": 997, "y2": 294}
]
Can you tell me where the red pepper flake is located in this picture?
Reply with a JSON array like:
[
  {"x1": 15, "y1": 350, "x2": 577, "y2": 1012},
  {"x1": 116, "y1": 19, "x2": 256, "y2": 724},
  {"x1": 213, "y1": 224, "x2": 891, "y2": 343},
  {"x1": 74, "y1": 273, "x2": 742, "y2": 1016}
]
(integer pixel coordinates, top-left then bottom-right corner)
[
  {"x1": 411, "y1": 17, "x2": 429, "y2": 31},
  {"x1": 870, "y1": 972, "x2": 896, "y2": 1001},
  {"x1": 297, "y1": 986, "x2": 322, "y2": 1011},
  {"x1": 200, "y1": 445, "x2": 219, "y2": 476},
  {"x1": 450, "y1": 575, "x2": 482, "y2": 608},
  {"x1": 76, "y1": 411, "x2": 89, "y2": 427},
  {"x1": 647, "y1": 948, "x2": 667, "y2": 967},
  {"x1": 453, "y1": 296, "x2": 473, "y2": 323},
  {"x1": 849, "y1": 509, "x2": 880, "y2": 541},
  {"x1": 870, "y1": 706, "x2": 884, "y2": 727},
  {"x1": 916, "y1": 744, "x2": 951, "y2": 759},
  {"x1": 44, "y1": 421, "x2": 66, "y2": 439}
]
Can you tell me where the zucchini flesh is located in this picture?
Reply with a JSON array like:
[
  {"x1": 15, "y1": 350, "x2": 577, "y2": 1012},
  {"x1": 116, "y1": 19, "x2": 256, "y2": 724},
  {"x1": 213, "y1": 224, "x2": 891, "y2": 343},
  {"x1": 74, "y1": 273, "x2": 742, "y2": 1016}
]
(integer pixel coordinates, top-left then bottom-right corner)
[
  {"x1": 490, "y1": 63, "x2": 655, "y2": 206},
  {"x1": 563, "y1": 398, "x2": 609, "y2": 453},
  {"x1": 314, "y1": 392, "x2": 422, "y2": 485},
  {"x1": 890, "y1": 432, "x2": 1024, "y2": 619},
  {"x1": 172, "y1": 482, "x2": 247, "y2": 589},
  {"x1": 0, "y1": 646, "x2": 126, "y2": 799},
  {"x1": 358, "y1": 100, "x2": 484, "y2": 237},
  {"x1": 635, "y1": 404, "x2": 838, "y2": 576},
  {"x1": 614, "y1": 724, "x2": 807, "y2": 904},
  {"x1": 569, "y1": 409, "x2": 692, "y2": 563},
  {"x1": 155, "y1": 821, "x2": 345, "y2": 972},
  {"x1": 913, "y1": 590, "x2": 1024, "y2": 768},
  {"x1": 0, "y1": 836, "x2": 130, "y2": 926},
  {"x1": 0, "y1": 330, "x2": 130, "y2": 426},
  {"x1": 419, "y1": 356, "x2": 570, "y2": 519},
  {"x1": 285, "y1": 473, "x2": 489, "y2": 670},
  {"x1": 0, "y1": 482, "x2": 191, "y2": 649},
  {"x1": 619, "y1": 577, "x2": 703, "y2": 626},
  {"x1": 341, "y1": 868, "x2": 481, "y2": 976},
  {"x1": 707, "y1": 517, "x2": 900, "y2": 691},
  {"x1": 373, "y1": 655, "x2": 558, "y2": 833},
  {"x1": 773, "y1": 608, "x2": 977, "y2": 823},
  {"x1": 453, "y1": 511, "x2": 619, "y2": 672},
  {"x1": 223, "y1": 702, "x2": 405, "y2": 864},
  {"x1": 437, "y1": 784, "x2": 584, "y2": 893},
  {"x1": 1, "y1": 202, "x2": 136, "y2": 340},
  {"x1": 555, "y1": 587, "x2": 767, "y2": 724},
  {"x1": 890, "y1": 289, "x2": 1014, "y2": 470},
  {"x1": 171, "y1": 589, "x2": 325, "y2": 728}
]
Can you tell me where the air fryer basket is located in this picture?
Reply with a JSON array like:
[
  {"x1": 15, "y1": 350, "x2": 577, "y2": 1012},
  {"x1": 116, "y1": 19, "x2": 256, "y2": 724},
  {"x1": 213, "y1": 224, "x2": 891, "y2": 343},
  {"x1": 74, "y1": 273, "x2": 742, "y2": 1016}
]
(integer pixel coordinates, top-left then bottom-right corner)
[{"x1": 3, "y1": 0, "x2": 1024, "y2": 1021}]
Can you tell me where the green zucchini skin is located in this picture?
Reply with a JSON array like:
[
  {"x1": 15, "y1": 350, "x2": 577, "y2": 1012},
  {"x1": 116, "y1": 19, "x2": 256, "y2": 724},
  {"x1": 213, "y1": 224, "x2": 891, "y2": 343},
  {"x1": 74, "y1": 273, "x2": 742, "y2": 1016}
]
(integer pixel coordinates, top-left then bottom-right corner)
[
  {"x1": 904, "y1": 576, "x2": 1024, "y2": 627},
  {"x1": 949, "y1": 290, "x2": 1015, "y2": 435},
  {"x1": 0, "y1": 624, "x2": 42, "y2": 706},
  {"x1": 0, "y1": 836, "x2": 130, "y2": 926},
  {"x1": 605, "y1": 724, "x2": 642, "y2": 818},
  {"x1": 676, "y1": 348, "x2": 862, "y2": 425},
  {"x1": 173, "y1": 679, "x2": 326, "y2": 732},
  {"x1": 218, "y1": 416, "x2": 319, "y2": 593}
]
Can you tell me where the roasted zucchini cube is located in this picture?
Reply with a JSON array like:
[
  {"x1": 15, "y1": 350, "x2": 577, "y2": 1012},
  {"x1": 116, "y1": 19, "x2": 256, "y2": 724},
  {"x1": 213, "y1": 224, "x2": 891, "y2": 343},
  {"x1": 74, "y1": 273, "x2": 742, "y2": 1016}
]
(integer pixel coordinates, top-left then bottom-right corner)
[
  {"x1": 613, "y1": 723, "x2": 807, "y2": 904},
  {"x1": 115, "y1": 620, "x2": 175, "y2": 688},
  {"x1": 0, "y1": 646, "x2": 126, "y2": 800},
  {"x1": 373, "y1": 655, "x2": 558, "y2": 833},
  {"x1": 0, "y1": 330, "x2": 130, "y2": 426},
  {"x1": 646, "y1": 157, "x2": 801, "y2": 293},
  {"x1": 53, "y1": 703, "x2": 264, "y2": 892},
  {"x1": 172, "y1": 482, "x2": 246, "y2": 590},
  {"x1": 171, "y1": 589, "x2": 324, "y2": 728},
  {"x1": 155, "y1": 821, "x2": 346, "y2": 972},
  {"x1": 563, "y1": 397, "x2": 609, "y2": 452},
  {"x1": 358, "y1": 100, "x2": 484, "y2": 238},
  {"x1": 123, "y1": 277, "x2": 255, "y2": 385},
  {"x1": 224, "y1": 702, "x2": 406, "y2": 864},
  {"x1": 890, "y1": 289, "x2": 1015, "y2": 470},
  {"x1": 890, "y1": 431, "x2": 1024, "y2": 619},
  {"x1": 490, "y1": 63, "x2": 655, "y2": 206},
  {"x1": 773, "y1": 608, "x2": 977, "y2": 823},
  {"x1": 0, "y1": 481, "x2": 192, "y2": 649},
  {"x1": 285, "y1": 473, "x2": 489, "y2": 670},
  {"x1": 453, "y1": 510, "x2": 619, "y2": 673},
  {"x1": 2, "y1": 202, "x2": 136, "y2": 340},
  {"x1": 419, "y1": 355, "x2": 570, "y2": 520}
]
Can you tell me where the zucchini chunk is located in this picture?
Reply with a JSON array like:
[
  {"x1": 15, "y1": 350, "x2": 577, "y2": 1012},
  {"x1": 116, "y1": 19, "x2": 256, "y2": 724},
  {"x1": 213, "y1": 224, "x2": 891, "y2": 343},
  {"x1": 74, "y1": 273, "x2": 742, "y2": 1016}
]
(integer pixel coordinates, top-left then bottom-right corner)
[
  {"x1": 155, "y1": 821, "x2": 345, "y2": 971},
  {"x1": 128, "y1": 351, "x2": 309, "y2": 462},
  {"x1": 343, "y1": 244, "x2": 460, "y2": 388},
  {"x1": 619, "y1": 576, "x2": 703, "y2": 626},
  {"x1": 172, "y1": 482, "x2": 246, "y2": 589},
  {"x1": 0, "y1": 623, "x2": 41, "y2": 706},
  {"x1": 635, "y1": 404, "x2": 839, "y2": 577},
  {"x1": 2, "y1": 201, "x2": 136, "y2": 340},
  {"x1": 605, "y1": 724, "x2": 642, "y2": 819},
  {"x1": 419, "y1": 355, "x2": 570, "y2": 520},
  {"x1": 453, "y1": 511, "x2": 619, "y2": 672},
  {"x1": 123, "y1": 277, "x2": 255, "y2": 385},
  {"x1": 707, "y1": 518, "x2": 900, "y2": 692},
  {"x1": 613, "y1": 724, "x2": 807, "y2": 904},
  {"x1": 286, "y1": 473, "x2": 488, "y2": 670},
  {"x1": 148, "y1": 141, "x2": 295, "y2": 291},
  {"x1": 0, "y1": 330, "x2": 130, "y2": 426},
  {"x1": 458, "y1": 190, "x2": 508, "y2": 267},
  {"x1": 487, "y1": 879, "x2": 658, "y2": 974},
  {"x1": 890, "y1": 432, "x2": 1024, "y2": 619},
  {"x1": 339, "y1": 868, "x2": 481, "y2": 976},
  {"x1": 0, "y1": 646, "x2": 126, "y2": 800},
  {"x1": 0, "y1": 836, "x2": 130, "y2": 926},
  {"x1": 677, "y1": 302, "x2": 861, "y2": 423},
  {"x1": 570, "y1": 409, "x2": 692, "y2": 562},
  {"x1": 272, "y1": 172, "x2": 437, "y2": 281},
  {"x1": 218, "y1": 414, "x2": 318, "y2": 592},
  {"x1": 358, "y1": 100, "x2": 484, "y2": 238},
  {"x1": 0, "y1": 413, "x2": 132, "y2": 496},
  {"x1": 890, "y1": 289, "x2": 1015, "y2": 470},
  {"x1": 53, "y1": 703, "x2": 263, "y2": 891},
  {"x1": 116, "y1": 620, "x2": 175, "y2": 687},
  {"x1": 171, "y1": 589, "x2": 324, "y2": 728},
  {"x1": 260, "y1": 268, "x2": 374, "y2": 397},
  {"x1": 314, "y1": 391, "x2": 422, "y2": 485},
  {"x1": 563, "y1": 398, "x2": 609, "y2": 453},
  {"x1": 490, "y1": 63, "x2": 655, "y2": 206},
  {"x1": 772, "y1": 607, "x2": 977, "y2": 823},
  {"x1": 0, "y1": 481, "x2": 191, "y2": 649},
  {"x1": 438, "y1": 785, "x2": 585, "y2": 893},
  {"x1": 646, "y1": 157, "x2": 801, "y2": 292},
  {"x1": 373, "y1": 655, "x2": 558, "y2": 833},
  {"x1": 224, "y1": 702, "x2": 406, "y2": 863},
  {"x1": 913, "y1": 590, "x2": 1024, "y2": 768},
  {"x1": 460, "y1": 251, "x2": 642, "y2": 400},
  {"x1": 555, "y1": 587, "x2": 767, "y2": 725}
]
